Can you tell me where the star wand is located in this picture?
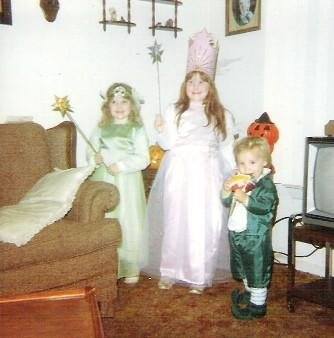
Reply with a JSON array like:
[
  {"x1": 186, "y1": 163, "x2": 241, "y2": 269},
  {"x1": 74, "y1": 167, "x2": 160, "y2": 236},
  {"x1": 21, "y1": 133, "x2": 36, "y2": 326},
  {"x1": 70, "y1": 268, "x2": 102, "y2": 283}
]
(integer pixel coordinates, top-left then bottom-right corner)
[
  {"x1": 52, "y1": 96, "x2": 108, "y2": 169},
  {"x1": 148, "y1": 40, "x2": 164, "y2": 116}
]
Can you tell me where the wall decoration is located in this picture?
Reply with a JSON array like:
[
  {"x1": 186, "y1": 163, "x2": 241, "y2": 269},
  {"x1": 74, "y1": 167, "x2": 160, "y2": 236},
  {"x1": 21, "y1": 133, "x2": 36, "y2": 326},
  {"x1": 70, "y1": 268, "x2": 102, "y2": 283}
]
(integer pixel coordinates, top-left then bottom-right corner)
[
  {"x1": 225, "y1": 0, "x2": 261, "y2": 36},
  {"x1": 100, "y1": 0, "x2": 136, "y2": 33},
  {"x1": 0, "y1": 0, "x2": 12, "y2": 25},
  {"x1": 40, "y1": 0, "x2": 60, "y2": 23},
  {"x1": 140, "y1": 0, "x2": 183, "y2": 38},
  {"x1": 247, "y1": 112, "x2": 279, "y2": 153}
]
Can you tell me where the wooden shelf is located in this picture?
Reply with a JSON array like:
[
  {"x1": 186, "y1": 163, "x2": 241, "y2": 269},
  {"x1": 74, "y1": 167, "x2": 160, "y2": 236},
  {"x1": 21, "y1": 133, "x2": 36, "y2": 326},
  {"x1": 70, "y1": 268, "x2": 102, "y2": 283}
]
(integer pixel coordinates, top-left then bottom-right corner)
[
  {"x1": 149, "y1": 26, "x2": 182, "y2": 32},
  {"x1": 287, "y1": 220, "x2": 334, "y2": 312},
  {"x1": 143, "y1": 0, "x2": 182, "y2": 38},
  {"x1": 100, "y1": 0, "x2": 135, "y2": 33},
  {"x1": 99, "y1": 20, "x2": 136, "y2": 27},
  {"x1": 141, "y1": 0, "x2": 183, "y2": 5}
]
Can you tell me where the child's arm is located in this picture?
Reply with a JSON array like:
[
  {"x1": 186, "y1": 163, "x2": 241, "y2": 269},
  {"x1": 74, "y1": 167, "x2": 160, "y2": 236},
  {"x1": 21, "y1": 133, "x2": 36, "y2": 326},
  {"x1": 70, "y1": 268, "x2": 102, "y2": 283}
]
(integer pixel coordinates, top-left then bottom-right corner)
[
  {"x1": 115, "y1": 126, "x2": 150, "y2": 173},
  {"x1": 233, "y1": 189, "x2": 249, "y2": 205},
  {"x1": 219, "y1": 111, "x2": 237, "y2": 178},
  {"x1": 155, "y1": 104, "x2": 178, "y2": 150},
  {"x1": 221, "y1": 176, "x2": 234, "y2": 206},
  {"x1": 245, "y1": 179, "x2": 278, "y2": 215}
]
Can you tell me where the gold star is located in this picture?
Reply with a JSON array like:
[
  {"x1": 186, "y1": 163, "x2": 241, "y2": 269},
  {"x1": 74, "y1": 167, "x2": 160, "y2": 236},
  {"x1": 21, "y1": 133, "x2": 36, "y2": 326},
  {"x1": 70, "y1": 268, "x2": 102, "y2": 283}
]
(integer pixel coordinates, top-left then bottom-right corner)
[{"x1": 52, "y1": 96, "x2": 73, "y2": 117}]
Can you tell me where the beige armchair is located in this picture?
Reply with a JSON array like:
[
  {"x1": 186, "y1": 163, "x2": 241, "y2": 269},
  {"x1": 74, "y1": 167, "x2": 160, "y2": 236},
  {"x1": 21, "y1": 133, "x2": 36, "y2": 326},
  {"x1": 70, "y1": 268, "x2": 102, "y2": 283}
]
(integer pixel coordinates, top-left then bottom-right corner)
[{"x1": 0, "y1": 121, "x2": 121, "y2": 317}]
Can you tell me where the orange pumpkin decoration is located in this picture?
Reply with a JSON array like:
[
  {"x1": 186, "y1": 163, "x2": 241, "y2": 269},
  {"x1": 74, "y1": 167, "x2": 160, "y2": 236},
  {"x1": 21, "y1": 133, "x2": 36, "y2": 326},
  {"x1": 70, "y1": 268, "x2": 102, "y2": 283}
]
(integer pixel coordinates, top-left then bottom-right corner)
[
  {"x1": 149, "y1": 144, "x2": 165, "y2": 169},
  {"x1": 247, "y1": 112, "x2": 279, "y2": 152}
]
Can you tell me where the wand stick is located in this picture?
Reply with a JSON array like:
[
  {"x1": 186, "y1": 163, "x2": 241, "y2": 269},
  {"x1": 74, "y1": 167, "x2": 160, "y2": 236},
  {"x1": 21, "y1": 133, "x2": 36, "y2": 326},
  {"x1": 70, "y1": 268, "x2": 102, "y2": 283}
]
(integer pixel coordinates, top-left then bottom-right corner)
[
  {"x1": 52, "y1": 96, "x2": 108, "y2": 169},
  {"x1": 156, "y1": 61, "x2": 162, "y2": 116},
  {"x1": 148, "y1": 40, "x2": 164, "y2": 116},
  {"x1": 65, "y1": 112, "x2": 97, "y2": 155}
]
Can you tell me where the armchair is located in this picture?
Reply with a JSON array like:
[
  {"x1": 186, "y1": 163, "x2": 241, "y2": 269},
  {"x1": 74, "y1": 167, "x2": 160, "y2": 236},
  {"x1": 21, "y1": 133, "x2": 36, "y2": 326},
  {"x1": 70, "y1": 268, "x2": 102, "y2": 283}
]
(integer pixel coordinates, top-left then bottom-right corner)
[{"x1": 0, "y1": 121, "x2": 121, "y2": 317}]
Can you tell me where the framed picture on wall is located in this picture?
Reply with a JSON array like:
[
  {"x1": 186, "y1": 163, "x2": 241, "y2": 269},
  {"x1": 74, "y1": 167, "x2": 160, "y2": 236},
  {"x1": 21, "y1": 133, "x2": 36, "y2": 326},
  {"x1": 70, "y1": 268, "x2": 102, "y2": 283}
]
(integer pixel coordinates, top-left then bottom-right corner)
[
  {"x1": 226, "y1": 0, "x2": 261, "y2": 36},
  {"x1": 0, "y1": 0, "x2": 12, "y2": 25}
]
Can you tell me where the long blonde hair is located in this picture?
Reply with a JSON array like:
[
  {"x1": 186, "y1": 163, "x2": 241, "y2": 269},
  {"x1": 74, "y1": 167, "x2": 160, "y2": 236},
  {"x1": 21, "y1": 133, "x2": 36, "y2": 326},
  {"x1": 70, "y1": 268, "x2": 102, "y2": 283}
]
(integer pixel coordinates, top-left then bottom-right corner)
[
  {"x1": 175, "y1": 70, "x2": 227, "y2": 137},
  {"x1": 99, "y1": 82, "x2": 142, "y2": 128}
]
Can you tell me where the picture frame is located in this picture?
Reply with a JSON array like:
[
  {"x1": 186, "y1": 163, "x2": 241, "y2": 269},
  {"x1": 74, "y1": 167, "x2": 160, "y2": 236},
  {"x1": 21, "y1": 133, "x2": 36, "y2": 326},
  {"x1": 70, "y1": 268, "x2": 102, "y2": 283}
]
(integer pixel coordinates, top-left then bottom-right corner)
[
  {"x1": 226, "y1": 0, "x2": 261, "y2": 36},
  {"x1": 0, "y1": 0, "x2": 12, "y2": 25}
]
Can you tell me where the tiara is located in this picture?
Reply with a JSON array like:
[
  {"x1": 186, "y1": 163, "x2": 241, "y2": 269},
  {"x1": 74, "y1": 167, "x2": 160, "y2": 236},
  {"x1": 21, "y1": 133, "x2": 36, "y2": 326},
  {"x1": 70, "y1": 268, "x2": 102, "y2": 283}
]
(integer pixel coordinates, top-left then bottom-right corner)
[
  {"x1": 112, "y1": 85, "x2": 126, "y2": 98},
  {"x1": 186, "y1": 29, "x2": 219, "y2": 80}
]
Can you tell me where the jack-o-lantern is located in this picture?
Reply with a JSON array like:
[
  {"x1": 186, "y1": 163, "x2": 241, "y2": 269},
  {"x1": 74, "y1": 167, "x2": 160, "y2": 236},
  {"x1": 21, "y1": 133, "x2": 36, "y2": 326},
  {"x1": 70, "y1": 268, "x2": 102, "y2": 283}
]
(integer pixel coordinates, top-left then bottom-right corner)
[
  {"x1": 149, "y1": 144, "x2": 165, "y2": 169},
  {"x1": 247, "y1": 112, "x2": 279, "y2": 152}
]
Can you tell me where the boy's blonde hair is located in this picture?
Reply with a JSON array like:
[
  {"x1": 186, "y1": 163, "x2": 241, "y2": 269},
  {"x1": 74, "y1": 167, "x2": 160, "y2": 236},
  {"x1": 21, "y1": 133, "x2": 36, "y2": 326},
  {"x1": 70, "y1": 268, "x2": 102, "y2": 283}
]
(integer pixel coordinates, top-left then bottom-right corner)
[
  {"x1": 99, "y1": 82, "x2": 142, "y2": 128},
  {"x1": 234, "y1": 136, "x2": 272, "y2": 165},
  {"x1": 175, "y1": 70, "x2": 227, "y2": 138}
]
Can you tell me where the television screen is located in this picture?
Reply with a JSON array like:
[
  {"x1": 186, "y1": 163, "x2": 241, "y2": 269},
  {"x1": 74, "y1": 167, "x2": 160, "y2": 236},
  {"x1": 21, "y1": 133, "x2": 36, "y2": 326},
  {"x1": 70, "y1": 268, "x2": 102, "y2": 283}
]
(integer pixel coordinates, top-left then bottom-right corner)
[{"x1": 303, "y1": 137, "x2": 334, "y2": 229}]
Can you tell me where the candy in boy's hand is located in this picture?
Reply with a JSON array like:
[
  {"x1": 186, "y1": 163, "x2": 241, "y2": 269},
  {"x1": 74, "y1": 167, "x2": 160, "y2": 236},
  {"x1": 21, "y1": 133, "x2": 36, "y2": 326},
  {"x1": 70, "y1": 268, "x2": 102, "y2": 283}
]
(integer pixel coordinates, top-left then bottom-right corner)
[{"x1": 230, "y1": 174, "x2": 252, "y2": 192}]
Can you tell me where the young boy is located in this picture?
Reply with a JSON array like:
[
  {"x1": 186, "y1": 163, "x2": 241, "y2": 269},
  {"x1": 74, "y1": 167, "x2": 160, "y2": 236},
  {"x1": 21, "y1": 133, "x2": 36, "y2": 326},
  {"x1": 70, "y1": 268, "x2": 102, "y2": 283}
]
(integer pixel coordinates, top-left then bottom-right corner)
[{"x1": 222, "y1": 136, "x2": 278, "y2": 320}]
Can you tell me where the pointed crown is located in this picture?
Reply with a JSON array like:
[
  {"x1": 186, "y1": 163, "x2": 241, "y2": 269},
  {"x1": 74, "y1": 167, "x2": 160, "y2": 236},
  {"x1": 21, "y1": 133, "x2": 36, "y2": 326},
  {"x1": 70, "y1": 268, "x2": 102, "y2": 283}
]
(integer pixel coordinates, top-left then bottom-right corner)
[{"x1": 186, "y1": 29, "x2": 219, "y2": 80}]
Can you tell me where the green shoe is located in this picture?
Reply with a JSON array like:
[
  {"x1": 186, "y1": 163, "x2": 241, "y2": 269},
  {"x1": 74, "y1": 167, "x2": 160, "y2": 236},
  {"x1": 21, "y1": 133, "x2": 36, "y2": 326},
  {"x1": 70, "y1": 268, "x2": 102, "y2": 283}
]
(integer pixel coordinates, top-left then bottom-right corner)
[
  {"x1": 231, "y1": 302, "x2": 267, "y2": 320},
  {"x1": 231, "y1": 289, "x2": 251, "y2": 305}
]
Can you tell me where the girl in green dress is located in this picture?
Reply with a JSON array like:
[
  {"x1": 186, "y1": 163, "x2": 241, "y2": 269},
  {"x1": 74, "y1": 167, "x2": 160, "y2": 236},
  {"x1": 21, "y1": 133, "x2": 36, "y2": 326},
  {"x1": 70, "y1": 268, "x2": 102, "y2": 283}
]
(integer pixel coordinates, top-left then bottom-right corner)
[{"x1": 87, "y1": 83, "x2": 150, "y2": 284}]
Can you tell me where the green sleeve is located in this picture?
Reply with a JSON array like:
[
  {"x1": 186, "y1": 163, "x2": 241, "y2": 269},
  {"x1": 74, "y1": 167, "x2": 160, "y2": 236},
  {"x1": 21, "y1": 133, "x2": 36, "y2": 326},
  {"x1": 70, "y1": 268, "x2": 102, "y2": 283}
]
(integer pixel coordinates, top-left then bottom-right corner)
[
  {"x1": 221, "y1": 190, "x2": 233, "y2": 207},
  {"x1": 246, "y1": 179, "x2": 278, "y2": 216}
]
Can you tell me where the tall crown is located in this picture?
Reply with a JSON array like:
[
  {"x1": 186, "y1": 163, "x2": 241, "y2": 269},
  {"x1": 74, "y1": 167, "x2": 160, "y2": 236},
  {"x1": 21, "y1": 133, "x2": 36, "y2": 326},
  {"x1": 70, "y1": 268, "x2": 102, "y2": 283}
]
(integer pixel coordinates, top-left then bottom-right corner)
[{"x1": 186, "y1": 29, "x2": 219, "y2": 80}]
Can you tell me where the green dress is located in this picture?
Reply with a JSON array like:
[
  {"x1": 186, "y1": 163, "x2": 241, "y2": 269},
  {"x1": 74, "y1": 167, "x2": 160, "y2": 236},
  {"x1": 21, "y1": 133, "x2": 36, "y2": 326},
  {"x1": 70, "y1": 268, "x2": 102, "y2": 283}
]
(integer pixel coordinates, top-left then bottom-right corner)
[{"x1": 87, "y1": 121, "x2": 150, "y2": 279}]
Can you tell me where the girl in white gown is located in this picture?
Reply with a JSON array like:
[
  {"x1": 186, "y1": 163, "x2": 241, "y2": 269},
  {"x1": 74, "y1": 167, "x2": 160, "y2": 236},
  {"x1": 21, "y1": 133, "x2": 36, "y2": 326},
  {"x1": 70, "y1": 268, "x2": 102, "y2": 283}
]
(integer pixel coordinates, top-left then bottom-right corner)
[{"x1": 145, "y1": 70, "x2": 236, "y2": 294}]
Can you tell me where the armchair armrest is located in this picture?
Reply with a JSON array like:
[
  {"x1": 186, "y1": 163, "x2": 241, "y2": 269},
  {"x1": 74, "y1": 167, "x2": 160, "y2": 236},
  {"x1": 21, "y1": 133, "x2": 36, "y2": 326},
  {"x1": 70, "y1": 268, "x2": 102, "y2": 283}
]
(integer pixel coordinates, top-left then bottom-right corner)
[{"x1": 66, "y1": 180, "x2": 119, "y2": 223}]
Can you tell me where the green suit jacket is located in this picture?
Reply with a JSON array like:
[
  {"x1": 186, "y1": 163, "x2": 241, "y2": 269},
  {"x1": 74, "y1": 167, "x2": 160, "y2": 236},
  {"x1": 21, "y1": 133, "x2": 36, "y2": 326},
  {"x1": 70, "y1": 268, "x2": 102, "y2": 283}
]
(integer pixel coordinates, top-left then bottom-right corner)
[{"x1": 222, "y1": 174, "x2": 279, "y2": 287}]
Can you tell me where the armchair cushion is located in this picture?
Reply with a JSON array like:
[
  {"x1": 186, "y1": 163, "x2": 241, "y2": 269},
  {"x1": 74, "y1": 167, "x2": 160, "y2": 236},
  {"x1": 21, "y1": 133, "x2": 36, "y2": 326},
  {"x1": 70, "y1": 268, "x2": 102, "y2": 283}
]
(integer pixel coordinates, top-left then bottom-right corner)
[
  {"x1": 1, "y1": 219, "x2": 121, "y2": 271},
  {"x1": 0, "y1": 165, "x2": 94, "y2": 247}
]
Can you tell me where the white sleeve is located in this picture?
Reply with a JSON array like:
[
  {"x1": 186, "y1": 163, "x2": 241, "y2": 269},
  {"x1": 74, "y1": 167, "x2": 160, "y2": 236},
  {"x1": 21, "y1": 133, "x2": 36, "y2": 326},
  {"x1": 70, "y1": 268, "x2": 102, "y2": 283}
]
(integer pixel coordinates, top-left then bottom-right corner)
[
  {"x1": 116, "y1": 126, "x2": 150, "y2": 173},
  {"x1": 219, "y1": 110, "x2": 237, "y2": 178},
  {"x1": 156, "y1": 104, "x2": 178, "y2": 150}
]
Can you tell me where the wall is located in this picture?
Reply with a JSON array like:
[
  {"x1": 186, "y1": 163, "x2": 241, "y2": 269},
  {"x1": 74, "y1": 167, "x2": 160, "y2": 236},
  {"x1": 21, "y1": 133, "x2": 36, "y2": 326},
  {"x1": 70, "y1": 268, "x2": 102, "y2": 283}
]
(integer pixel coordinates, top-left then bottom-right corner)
[
  {"x1": 1, "y1": 1, "x2": 332, "y2": 275},
  {"x1": 263, "y1": 0, "x2": 334, "y2": 275},
  {"x1": 263, "y1": 0, "x2": 334, "y2": 186},
  {"x1": 0, "y1": 0, "x2": 265, "y2": 165}
]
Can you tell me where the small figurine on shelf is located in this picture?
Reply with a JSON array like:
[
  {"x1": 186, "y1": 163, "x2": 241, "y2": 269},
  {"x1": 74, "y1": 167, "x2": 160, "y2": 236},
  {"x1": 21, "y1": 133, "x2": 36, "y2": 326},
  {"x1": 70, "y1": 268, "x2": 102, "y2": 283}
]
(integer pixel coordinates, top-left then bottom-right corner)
[
  {"x1": 165, "y1": 18, "x2": 174, "y2": 27},
  {"x1": 325, "y1": 120, "x2": 334, "y2": 136},
  {"x1": 109, "y1": 7, "x2": 117, "y2": 22},
  {"x1": 156, "y1": 22, "x2": 162, "y2": 27},
  {"x1": 120, "y1": 16, "x2": 126, "y2": 22}
]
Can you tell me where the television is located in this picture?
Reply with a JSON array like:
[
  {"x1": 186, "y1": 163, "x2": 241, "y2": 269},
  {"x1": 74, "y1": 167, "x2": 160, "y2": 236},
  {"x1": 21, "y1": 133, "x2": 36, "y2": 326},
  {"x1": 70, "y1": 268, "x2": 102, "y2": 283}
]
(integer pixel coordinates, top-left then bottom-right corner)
[{"x1": 302, "y1": 136, "x2": 334, "y2": 230}]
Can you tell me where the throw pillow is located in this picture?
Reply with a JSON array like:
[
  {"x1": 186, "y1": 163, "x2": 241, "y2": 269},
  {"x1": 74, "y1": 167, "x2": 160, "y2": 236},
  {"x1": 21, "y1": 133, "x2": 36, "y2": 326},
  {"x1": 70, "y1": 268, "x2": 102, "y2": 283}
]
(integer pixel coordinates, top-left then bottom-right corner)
[
  {"x1": 22, "y1": 165, "x2": 94, "y2": 204},
  {"x1": 0, "y1": 165, "x2": 94, "y2": 246}
]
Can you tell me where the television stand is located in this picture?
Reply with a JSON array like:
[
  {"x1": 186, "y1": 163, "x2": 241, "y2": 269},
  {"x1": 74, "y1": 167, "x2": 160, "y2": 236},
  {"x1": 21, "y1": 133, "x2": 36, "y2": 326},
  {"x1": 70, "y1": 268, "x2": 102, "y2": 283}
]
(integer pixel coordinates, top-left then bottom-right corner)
[{"x1": 287, "y1": 215, "x2": 334, "y2": 312}]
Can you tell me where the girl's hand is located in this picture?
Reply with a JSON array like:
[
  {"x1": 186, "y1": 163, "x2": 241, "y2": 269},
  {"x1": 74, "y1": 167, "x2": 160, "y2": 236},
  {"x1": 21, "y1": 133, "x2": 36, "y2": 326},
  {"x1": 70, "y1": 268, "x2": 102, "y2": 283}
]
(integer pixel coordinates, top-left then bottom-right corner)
[
  {"x1": 95, "y1": 153, "x2": 104, "y2": 165},
  {"x1": 233, "y1": 189, "x2": 249, "y2": 205},
  {"x1": 108, "y1": 163, "x2": 120, "y2": 175},
  {"x1": 154, "y1": 114, "x2": 164, "y2": 133}
]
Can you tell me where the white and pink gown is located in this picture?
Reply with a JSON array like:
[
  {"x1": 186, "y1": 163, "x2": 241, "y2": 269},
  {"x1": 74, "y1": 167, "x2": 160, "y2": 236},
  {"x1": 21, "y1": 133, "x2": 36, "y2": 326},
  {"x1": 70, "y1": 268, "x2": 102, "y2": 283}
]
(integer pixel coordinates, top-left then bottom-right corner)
[{"x1": 144, "y1": 102, "x2": 236, "y2": 287}]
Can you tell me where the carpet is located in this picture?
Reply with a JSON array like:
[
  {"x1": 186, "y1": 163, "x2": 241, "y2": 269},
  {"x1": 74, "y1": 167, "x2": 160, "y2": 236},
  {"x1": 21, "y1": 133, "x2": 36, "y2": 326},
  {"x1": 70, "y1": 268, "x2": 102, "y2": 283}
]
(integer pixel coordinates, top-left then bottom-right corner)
[{"x1": 103, "y1": 264, "x2": 334, "y2": 337}]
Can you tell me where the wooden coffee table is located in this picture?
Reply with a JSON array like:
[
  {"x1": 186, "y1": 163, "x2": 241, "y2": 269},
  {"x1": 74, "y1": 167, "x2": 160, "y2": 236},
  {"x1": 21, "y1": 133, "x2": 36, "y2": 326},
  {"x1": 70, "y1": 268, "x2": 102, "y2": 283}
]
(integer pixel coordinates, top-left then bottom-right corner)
[{"x1": 0, "y1": 287, "x2": 104, "y2": 338}]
